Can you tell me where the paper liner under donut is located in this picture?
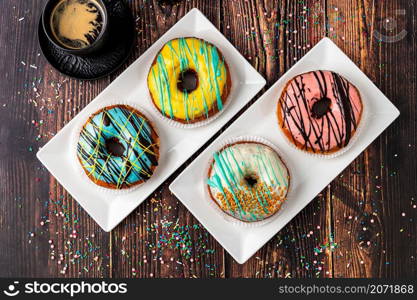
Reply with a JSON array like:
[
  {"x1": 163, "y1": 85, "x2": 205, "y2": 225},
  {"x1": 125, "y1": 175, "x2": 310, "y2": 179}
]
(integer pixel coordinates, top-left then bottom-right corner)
[
  {"x1": 204, "y1": 135, "x2": 292, "y2": 227},
  {"x1": 71, "y1": 101, "x2": 161, "y2": 195},
  {"x1": 147, "y1": 37, "x2": 233, "y2": 129}
]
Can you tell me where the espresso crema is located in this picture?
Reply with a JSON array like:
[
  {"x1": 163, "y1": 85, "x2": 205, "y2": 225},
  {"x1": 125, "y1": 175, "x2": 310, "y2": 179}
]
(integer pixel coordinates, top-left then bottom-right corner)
[{"x1": 50, "y1": 0, "x2": 104, "y2": 50}]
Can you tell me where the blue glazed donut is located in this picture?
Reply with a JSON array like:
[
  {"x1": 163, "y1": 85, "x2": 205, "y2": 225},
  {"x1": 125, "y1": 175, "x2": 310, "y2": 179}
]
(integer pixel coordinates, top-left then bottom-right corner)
[{"x1": 77, "y1": 105, "x2": 160, "y2": 189}]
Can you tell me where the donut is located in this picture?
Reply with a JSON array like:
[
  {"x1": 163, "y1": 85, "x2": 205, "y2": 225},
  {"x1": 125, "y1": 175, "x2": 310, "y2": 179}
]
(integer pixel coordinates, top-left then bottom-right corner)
[
  {"x1": 207, "y1": 142, "x2": 290, "y2": 222},
  {"x1": 147, "y1": 37, "x2": 231, "y2": 124},
  {"x1": 277, "y1": 70, "x2": 363, "y2": 154},
  {"x1": 77, "y1": 105, "x2": 160, "y2": 189}
]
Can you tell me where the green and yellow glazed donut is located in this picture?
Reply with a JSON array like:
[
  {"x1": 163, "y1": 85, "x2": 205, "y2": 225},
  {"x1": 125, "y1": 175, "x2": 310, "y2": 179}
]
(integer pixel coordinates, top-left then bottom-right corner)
[{"x1": 147, "y1": 37, "x2": 231, "y2": 124}]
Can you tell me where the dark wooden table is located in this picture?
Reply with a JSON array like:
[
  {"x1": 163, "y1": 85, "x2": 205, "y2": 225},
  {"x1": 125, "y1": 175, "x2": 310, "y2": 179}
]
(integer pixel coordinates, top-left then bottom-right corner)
[{"x1": 0, "y1": 0, "x2": 416, "y2": 278}]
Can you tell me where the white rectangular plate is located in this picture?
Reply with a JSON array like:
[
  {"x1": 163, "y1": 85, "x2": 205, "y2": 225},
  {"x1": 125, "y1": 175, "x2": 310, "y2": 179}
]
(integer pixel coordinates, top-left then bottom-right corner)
[
  {"x1": 37, "y1": 8, "x2": 266, "y2": 232},
  {"x1": 169, "y1": 37, "x2": 400, "y2": 264}
]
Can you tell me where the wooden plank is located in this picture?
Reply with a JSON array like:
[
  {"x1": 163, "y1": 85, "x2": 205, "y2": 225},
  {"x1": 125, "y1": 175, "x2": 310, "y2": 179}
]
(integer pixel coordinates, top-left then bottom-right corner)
[
  {"x1": 0, "y1": 0, "x2": 57, "y2": 277},
  {"x1": 221, "y1": 0, "x2": 333, "y2": 278},
  {"x1": 0, "y1": 0, "x2": 112, "y2": 277},
  {"x1": 326, "y1": 0, "x2": 417, "y2": 277}
]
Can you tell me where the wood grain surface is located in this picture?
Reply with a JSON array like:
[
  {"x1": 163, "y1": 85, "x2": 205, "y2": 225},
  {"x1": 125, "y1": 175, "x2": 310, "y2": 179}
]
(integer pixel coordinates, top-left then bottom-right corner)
[{"x1": 0, "y1": 0, "x2": 415, "y2": 278}]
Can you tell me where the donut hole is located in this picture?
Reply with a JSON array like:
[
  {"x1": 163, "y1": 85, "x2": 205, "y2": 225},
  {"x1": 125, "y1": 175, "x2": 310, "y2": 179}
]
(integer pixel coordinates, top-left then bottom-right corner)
[
  {"x1": 105, "y1": 137, "x2": 125, "y2": 157},
  {"x1": 177, "y1": 69, "x2": 199, "y2": 93},
  {"x1": 311, "y1": 97, "x2": 332, "y2": 118},
  {"x1": 244, "y1": 174, "x2": 258, "y2": 188}
]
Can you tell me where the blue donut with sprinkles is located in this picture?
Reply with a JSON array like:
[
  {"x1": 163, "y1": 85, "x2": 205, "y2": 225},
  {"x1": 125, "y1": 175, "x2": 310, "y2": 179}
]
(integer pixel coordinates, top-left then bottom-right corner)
[{"x1": 77, "y1": 105, "x2": 160, "y2": 189}]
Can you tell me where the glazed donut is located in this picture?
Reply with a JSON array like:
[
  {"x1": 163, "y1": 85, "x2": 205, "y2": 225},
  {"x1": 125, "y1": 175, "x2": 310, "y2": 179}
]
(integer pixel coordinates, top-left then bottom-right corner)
[
  {"x1": 77, "y1": 105, "x2": 160, "y2": 189},
  {"x1": 207, "y1": 142, "x2": 290, "y2": 222},
  {"x1": 147, "y1": 37, "x2": 231, "y2": 124},
  {"x1": 277, "y1": 70, "x2": 363, "y2": 154}
]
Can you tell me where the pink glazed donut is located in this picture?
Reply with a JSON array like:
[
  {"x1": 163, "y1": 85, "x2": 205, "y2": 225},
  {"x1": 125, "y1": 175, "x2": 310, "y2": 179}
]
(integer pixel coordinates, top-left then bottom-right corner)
[{"x1": 277, "y1": 70, "x2": 363, "y2": 154}]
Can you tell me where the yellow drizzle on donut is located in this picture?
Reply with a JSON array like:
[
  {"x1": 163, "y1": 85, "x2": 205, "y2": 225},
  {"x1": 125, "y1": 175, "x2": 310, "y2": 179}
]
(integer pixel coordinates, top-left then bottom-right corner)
[{"x1": 147, "y1": 38, "x2": 228, "y2": 122}]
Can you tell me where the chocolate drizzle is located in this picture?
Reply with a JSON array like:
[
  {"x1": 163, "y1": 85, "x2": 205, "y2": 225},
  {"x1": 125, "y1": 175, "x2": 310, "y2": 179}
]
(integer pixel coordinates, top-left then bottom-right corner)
[{"x1": 278, "y1": 70, "x2": 363, "y2": 153}]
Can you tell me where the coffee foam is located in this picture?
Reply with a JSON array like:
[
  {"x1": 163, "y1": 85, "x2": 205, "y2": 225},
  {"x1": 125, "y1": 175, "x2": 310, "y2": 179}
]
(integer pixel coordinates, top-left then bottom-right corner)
[{"x1": 50, "y1": 0, "x2": 104, "y2": 49}]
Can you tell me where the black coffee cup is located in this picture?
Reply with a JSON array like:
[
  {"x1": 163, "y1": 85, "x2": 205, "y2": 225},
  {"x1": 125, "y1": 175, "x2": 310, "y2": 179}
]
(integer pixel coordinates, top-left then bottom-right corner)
[{"x1": 41, "y1": 0, "x2": 109, "y2": 55}]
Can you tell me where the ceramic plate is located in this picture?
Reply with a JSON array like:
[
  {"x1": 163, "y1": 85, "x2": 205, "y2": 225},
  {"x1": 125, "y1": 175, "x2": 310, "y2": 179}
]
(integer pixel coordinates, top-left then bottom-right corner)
[
  {"x1": 37, "y1": 8, "x2": 266, "y2": 231},
  {"x1": 169, "y1": 37, "x2": 400, "y2": 264}
]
